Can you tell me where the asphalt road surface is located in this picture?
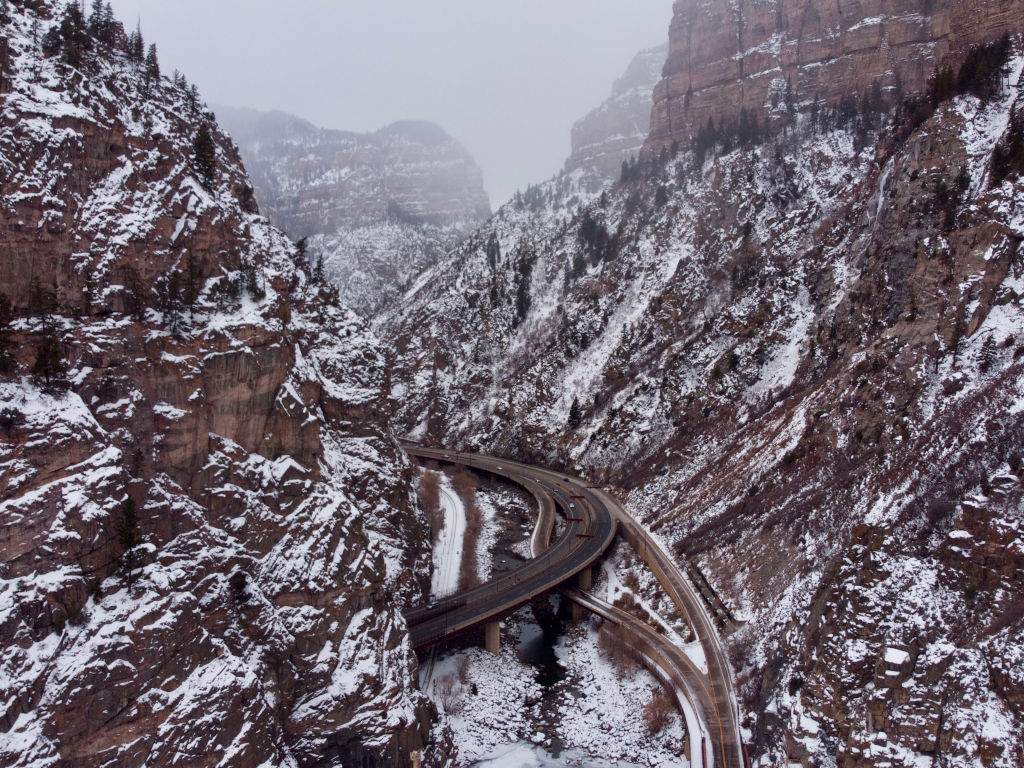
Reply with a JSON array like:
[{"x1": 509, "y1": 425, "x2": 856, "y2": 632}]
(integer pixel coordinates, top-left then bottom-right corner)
[{"x1": 403, "y1": 446, "x2": 616, "y2": 648}]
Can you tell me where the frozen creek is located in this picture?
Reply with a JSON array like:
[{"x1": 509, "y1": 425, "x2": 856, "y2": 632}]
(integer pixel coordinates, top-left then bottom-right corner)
[
  {"x1": 425, "y1": 604, "x2": 685, "y2": 767},
  {"x1": 422, "y1": 479, "x2": 686, "y2": 767}
]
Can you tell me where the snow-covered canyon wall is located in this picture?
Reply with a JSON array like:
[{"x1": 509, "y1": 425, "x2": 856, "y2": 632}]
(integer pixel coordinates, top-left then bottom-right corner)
[
  {"x1": 0, "y1": 2, "x2": 433, "y2": 765},
  {"x1": 646, "y1": 0, "x2": 1024, "y2": 155},
  {"x1": 382, "y1": 7, "x2": 1024, "y2": 766}
]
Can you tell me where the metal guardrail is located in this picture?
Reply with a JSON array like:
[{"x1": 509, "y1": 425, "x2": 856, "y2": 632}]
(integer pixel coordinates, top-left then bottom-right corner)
[{"x1": 685, "y1": 561, "x2": 740, "y2": 627}]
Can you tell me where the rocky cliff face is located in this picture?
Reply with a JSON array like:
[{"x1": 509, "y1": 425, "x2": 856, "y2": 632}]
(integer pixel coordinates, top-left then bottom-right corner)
[
  {"x1": 382, "y1": 14, "x2": 1024, "y2": 768},
  {"x1": 217, "y1": 107, "x2": 491, "y2": 317},
  {"x1": 565, "y1": 44, "x2": 668, "y2": 191},
  {"x1": 0, "y1": 2, "x2": 433, "y2": 766},
  {"x1": 647, "y1": 0, "x2": 1024, "y2": 155}
]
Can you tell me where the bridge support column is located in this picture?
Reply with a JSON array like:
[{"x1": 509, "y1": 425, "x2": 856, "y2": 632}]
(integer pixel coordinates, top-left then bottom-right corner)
[
  {"x1": 571, "y1": 568, "x2": 594, "y2": 622},
  {"x1": 484, "y1": 621, "x2": 500, "y2": 655},
  {"x1": 578, "y1": 567, "x2": 593, "y2": 591}
]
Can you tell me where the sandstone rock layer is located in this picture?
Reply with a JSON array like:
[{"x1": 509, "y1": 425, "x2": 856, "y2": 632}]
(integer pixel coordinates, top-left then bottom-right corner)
[{"x1": 646, "y1": 0, "x2": 1024, "y2": 154}]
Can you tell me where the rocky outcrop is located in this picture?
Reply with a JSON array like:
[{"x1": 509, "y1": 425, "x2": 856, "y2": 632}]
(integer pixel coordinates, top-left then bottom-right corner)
[
  {"x1": 217, "y1": 108, "x2": 491, "y2": 317},
  {"x1": 565, "y1": 45, "x2": 668, "y2": 190},
  {"x1": 646, "y1": 0, "x2": 1024, "y2": 155},
  {"x1": 0, "y1": 2, "x2": 433, "y2": 766}
]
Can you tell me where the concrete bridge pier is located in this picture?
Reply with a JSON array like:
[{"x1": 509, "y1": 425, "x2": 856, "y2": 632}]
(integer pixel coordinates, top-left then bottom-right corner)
[
  {"x1": 484, "y1": 621, "x2": 500, "y2": 655},
  {"x1": 571, "y1": 568, "x2": 594, "y2": 622},
  {"x1": 578, "y1": 567, "x2": 593, "y2": 591}
]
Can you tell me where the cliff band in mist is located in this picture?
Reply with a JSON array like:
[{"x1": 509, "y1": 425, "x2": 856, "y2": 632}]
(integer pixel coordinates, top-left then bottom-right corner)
[
  {"x1": 565, "y1": 44, "x2": 669, "y2": 192},
  {"x1": 217, "y1": 107, "x2": 491, "y2": 318}
]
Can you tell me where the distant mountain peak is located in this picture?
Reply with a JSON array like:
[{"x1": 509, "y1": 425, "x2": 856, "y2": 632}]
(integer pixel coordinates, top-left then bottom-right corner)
[
  {"x1": 216, "y1": 106, "x2": 491, "y2": 316},
  {"x1": 217, "y1": 106, "x2": 491, "y2": 234}
]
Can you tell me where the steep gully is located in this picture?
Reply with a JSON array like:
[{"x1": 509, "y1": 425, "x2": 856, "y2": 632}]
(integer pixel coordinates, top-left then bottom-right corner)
[{"x1": 403, "y1": 445, "x2": 746, "y2": 768}]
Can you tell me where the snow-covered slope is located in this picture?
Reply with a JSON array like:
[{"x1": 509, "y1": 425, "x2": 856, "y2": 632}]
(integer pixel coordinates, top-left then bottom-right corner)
[
  {"x1": 217, "y1": 107, "x2": 492, "y2": 317},
  {"x1": 0, "y1": 3, "x2": 433, "y2": 766},
  {"x1": 383, "y1": 26, "x2": 1024, "y2": 768}
]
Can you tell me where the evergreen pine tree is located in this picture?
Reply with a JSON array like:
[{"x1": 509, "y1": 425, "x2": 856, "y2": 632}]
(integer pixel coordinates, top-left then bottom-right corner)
[
  {"x1": 567, "y1": 396, "x2": 582, "y2": 428},
  {"x1": 31, "y1": 331, "x2": 69, "y2": 391},
  {"x1": 27, "y1": 274, "x2": 42, "y2": 320},
  {"x1": 158, "y1": 270, "x2": 183, "y2": 336},
  {"x1": 115, "y1": 497, "x2": 139, "y2": 586},
  {"x1": 103, "y1": 2, "x2": 115, "y2": 39},
  {"x1": 127, "y1": 21, "x2": 143, "y2": 65},
  {"x1": 739, "y1": 108, "x2": 751, "y2": 146},
  {"x1": 28, "y1": 275, "x2": 57, "y2": 327},
  {"x1": 570, "y1": 250, "x2": 586, "y2": 280},
  {"x1": 870, "y1": 80, "x2": 884, "y2": 120},
  {"x1": 80, "y1": 263, "x2": 96, "y2": 316},
  {"x1": 485, "y1": 232, "x2": 500, "y2": 271},
  {"x1": 50, "y1": 1, "x2": 91, "y2": 67},
  {"x1": 979, "y1": 336, "x2": 997, "y2": 372},
  {"x1": 144, "y1": 43, "x2": 159, "y2": 82},
  {"x1": 514, "y1": 257, "x2": 532, "y2": 325},
  {"x1": 29, "y1": 280, "x2": 69, "y2": 391},
  {"x1": 87, "y1": 0, "x2": 116, "y2": 45},
  {"x1": 990, "y1": 112, "x2": 1024, "y2": 187},
  {"x1": 192, "y1": 122, "x2": 216, "y2": 188},
  {"x1": 41, "y1": 25, "x2": 62, "y2": 58},
  {"x1": 124, "y1": 265, "x2": 147, "y2": 321},
  {"x1": 88, "y1": 0, "x2": 103, "y2": 35}
]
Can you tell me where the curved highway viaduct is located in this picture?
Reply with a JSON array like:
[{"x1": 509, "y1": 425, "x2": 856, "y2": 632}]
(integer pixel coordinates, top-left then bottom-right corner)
[{"x1": 404, "y1": 445, "x2": 747, "y2": 768}]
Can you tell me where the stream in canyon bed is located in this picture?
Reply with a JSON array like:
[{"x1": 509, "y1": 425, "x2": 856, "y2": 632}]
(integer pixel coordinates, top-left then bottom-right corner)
[
  {"x1": 462, "y1": 476, "x2": 652, "y2": 767},
  {"x1": 517, "y1": 596, "x2": 569, "y2": 688},
  {"x1": 469, "y1": 743, "x2": 645, "y2": 767},
  {"x1": 469, "y1": 599, "x2": 647, "y2": 768},
  {"x1": 510, "y1": 597, "x2": 572, "y2": 758}
]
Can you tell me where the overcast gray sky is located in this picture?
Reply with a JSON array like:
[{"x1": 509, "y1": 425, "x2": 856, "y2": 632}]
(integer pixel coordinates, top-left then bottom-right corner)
[{"x1": 106, "y1": 1, "x2": 672, "y2": 206}]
